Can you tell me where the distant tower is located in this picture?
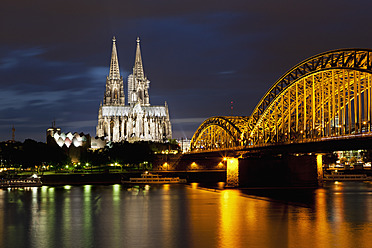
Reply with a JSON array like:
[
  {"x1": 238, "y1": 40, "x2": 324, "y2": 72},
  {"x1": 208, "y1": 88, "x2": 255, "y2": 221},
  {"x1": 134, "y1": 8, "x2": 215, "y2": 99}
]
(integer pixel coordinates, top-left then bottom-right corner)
[
  {"x1": 46, "y1": 121, "x2": 61, "y2": 143},
  {"x1": 128, "y1": 37, "x2": 150, "y2": 106},
  {"x1": 11, "y1": 125, "x2": 15, "y2": 142}
]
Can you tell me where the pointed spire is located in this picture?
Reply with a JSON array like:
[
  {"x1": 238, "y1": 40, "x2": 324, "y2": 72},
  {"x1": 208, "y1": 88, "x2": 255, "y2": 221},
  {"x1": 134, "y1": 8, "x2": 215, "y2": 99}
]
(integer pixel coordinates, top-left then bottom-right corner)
[
  {"x1": 133, "y1": 37, "x2": 145, "y2": 80},
  {"x1": 109, "y1": 36, "x2": 121, "y2": 80}
]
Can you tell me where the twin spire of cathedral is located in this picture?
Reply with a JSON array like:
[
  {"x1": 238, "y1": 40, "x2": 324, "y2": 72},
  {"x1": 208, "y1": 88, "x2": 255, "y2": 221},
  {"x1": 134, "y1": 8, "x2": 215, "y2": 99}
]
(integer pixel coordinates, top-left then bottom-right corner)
[
  {"x1": 105, "y1": 36, "x2": 149, "y2": 106},
  {"x1": 133, "y1": 37, "x2": 145, "y2": 81},
  {"x1": 128, "y1": 37, "x2": 150, "y2": 106},
  {"x1": 97, "y1": 36, "x2": 172, "y2": 142},
  {"x1": 109, "y1": 36, "x2": 145, "y2": 81},
  {"x1": 108, "y1": 36, "x2": 121, "y2": 80}
]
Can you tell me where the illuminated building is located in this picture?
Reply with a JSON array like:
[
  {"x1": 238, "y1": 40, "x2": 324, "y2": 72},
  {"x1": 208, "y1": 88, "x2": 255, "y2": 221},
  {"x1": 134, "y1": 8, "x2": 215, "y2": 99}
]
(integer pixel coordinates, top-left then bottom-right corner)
[
  {"x1": 177, "y1": 138, "x2": 191, "y2": 153},
  {"x1": 96, "y1": 37, "x2": 172, "y2": 142},
  {"x1": 46, "y1": 124, "x2": 91, "y2": 163}
]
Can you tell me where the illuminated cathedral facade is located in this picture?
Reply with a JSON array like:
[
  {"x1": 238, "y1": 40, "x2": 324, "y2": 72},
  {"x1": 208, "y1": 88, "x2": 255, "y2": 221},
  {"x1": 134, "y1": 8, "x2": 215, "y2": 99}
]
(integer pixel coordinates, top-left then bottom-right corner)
[{"x1": 96, "y1": 37, "x2": 172, "y2": 142}]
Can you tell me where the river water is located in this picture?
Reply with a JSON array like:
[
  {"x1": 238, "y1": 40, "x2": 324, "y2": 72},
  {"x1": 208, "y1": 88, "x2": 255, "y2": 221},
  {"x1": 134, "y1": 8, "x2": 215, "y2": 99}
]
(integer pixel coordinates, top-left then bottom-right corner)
[{"x1": 1, "y1": 181, "x2": 372, "y2": 248}]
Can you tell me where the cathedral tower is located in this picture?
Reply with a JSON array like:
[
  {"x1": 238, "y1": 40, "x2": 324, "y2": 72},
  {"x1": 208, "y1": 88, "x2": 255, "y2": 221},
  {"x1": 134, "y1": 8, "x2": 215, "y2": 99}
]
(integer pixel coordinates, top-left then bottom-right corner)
[
  {"x1": 103, "y1": 36, "x2": 125, "y2": 106},
  {"x1": 96, "y1": 37, "x2": 125, "y2": 139},
  {"x1": 128, "y1": 37, "x2": 150, "y2": 106}
]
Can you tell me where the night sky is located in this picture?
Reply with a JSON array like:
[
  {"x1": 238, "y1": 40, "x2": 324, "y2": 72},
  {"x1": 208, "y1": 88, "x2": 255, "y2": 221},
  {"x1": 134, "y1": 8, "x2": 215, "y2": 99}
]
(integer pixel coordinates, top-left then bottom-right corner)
[{"x1": 1, "y1": 0, "x2": 372, "y2": 142}]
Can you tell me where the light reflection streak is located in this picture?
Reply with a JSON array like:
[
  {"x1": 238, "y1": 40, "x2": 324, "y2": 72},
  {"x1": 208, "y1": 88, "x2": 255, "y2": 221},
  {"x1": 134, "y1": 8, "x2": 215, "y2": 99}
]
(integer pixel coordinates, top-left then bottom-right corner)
[
  {"x1": 163, "y1": 184, "x2": 170, "y2": 191},
  {"x1": 219, "y1": 190, "x2": 240, "y2": 248},
  {"x1": 29, "y1": 185, "x2": 56, "y2": 247},
  {"x1": 161, "y1": 184, "x2": 172, "y2": 248},
  {"x1": 112, "y1": 184, "x2": 121, "y2": 247},
  {"x1": 62, "y1": 186, "x2": 72, "y2": 248},
  {"x1": 218, "y1": 189, "x2": 278, "y2": 247},
  {"x1": 309, "y1": 188, "x2": 330, "y2": 247},
  {"x1": 189, "y1": 187, "x2": 219, "y2": 247},
  {"x1": 217, "y1": 182, "x2": 225, "y2": 190},
  {"x1": 84, "y1": 185, "x2": 91, "y2": 193},
  {"x1": 0, "y1": 190, "x2": 4, "y2": 247},
  {"x1": 112, "y1": 184, "x2": 120, "y2": 202},
  {"x1": 83, "y1": 185, "x2": 93, "y2": 247},
  {"x1": 32, "y1": 186, "x2": 38, "y2": 204},
  {"x1": 141, "y1": 185, "x2": 151, "y2": 247},
  {"x1": 31, "y1": 186, "x2": 42, "y2": 247},
  {"x1": 190, "y1": 182, "x2": 198, "y2": 189},
  {"x1": 122, "y1": 184, "x2": 152, "y2": 247}
]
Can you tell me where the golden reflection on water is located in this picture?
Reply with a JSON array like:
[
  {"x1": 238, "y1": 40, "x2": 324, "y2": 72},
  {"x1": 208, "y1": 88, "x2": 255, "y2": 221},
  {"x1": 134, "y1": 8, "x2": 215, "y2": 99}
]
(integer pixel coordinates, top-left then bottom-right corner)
[
  {"x1": 285, "y1": 182, "x2": 372, "y2": 248},
  {"x1": 161, "y1": 184, "x2": 173, "y2": 247},
  {"x1": 217, "y1": 189, "x2": 286, "y2": 248},
  {"x1": 189, "y1": 187, "x2": 220, "y2": 247},
  {"x1": 219, "y1": 190, "x2": 242, "y2": 248},
  {"x1": 205, "y1": 182, "x2": 372, "y2": 248},
  {"x1": 190, "y1": 182, "x2": 199, "y2": 189},
  {"x1": 163, "y1": 184, "x2": 170, "y2": 191},
  {"x1": 1, "y1": 182, "x2": 372, "y2": 247}
]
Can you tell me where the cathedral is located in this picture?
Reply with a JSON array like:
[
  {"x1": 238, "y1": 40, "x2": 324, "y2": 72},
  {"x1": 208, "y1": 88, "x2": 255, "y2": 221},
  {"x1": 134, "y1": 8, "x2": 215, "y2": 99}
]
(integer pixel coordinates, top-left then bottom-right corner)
[{"x1": 96, "y1": 37, "x2": 172, "y2": 142}]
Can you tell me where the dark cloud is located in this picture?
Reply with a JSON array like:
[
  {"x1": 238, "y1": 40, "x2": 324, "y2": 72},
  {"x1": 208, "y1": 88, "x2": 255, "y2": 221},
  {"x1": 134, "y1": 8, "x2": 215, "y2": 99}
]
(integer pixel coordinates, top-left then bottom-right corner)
[{"x1": 0, "y1": 0, "x2": 372, "y2": 141}]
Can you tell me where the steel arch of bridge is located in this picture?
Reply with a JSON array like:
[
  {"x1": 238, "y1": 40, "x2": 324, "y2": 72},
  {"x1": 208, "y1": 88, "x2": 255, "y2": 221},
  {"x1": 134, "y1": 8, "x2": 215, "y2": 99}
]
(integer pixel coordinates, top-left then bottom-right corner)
[
  {"x1": 190, "y1": 48, "x2": 372, "y2": 151},
  {"x1": 190, "y1": 116, "x2": 249, "y2": 151}
]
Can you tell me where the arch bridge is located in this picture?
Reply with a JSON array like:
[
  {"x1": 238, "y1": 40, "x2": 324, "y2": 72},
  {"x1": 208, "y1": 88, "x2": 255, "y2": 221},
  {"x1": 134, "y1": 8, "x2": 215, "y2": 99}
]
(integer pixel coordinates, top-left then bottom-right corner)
[{"x1": 191, "y1": 49, "x2": 372, "y2": 152}]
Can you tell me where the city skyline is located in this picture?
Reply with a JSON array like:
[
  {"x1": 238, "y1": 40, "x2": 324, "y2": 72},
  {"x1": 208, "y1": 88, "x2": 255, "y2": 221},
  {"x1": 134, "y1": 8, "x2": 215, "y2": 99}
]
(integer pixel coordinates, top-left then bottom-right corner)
[{"x1": 1, "y1": 0, "x2": 372, "y2": 141}]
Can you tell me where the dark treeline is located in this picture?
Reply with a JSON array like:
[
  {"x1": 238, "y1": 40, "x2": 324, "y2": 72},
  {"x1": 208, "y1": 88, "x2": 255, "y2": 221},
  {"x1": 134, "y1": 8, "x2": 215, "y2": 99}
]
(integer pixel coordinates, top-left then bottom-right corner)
[
  {"x1": 0, "y1": 139, "x2": 180, "y2": 169},
  {"x1": 83, "y1": 141, "x2": 180, "y2": 168},
  {"x1": 0, "y1": 139, "x2": 69, "y2": 168}
]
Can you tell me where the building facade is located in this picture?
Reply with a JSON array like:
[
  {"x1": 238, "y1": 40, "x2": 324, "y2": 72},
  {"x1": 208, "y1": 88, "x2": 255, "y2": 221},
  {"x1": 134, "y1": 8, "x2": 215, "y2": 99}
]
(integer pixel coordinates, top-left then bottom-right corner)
[
  {"x1": 46, "y1": 124, "x2": 91, "y2": 163},
  {"x1": 96, "y1": 37, "x2": 172, "y2": 142}
]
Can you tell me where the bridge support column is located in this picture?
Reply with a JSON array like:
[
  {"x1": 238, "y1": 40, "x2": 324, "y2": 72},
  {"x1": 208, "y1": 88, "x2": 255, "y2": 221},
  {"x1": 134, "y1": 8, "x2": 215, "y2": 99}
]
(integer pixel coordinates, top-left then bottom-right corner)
[
  {"x1": 316, "y1": 154, "x2": 324, "y2": 186},
  {"x1": 226, "y1": 157, "x2": 239, "y2": 187}
]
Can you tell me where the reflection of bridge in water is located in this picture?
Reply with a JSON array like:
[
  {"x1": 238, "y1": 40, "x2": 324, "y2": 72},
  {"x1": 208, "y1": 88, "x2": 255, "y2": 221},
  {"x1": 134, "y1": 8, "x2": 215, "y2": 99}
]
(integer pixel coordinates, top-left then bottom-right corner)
[{"x1": 185, "y1": 49, "x2": 372, "y2": 187}]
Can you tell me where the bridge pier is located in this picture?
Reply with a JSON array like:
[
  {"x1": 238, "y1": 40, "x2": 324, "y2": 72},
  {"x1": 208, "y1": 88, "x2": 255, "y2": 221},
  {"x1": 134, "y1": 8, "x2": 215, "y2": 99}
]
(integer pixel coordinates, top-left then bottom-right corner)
[
  {"x1": 238, "y1": 153, "x2": 320, "y2": 188},
  {"x1": 226, "y1": 157, "x2": 239, "y2": 187},
  {"x1": 316, "y1": 154, "x2": 324, "y2": 186}
]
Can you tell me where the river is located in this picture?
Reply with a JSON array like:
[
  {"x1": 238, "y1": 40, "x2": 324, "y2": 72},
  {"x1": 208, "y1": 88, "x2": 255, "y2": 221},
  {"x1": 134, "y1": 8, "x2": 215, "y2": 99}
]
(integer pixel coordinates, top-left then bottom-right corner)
[{"x1": 1, "y1": 181, "x2": 372, "y2": 248}]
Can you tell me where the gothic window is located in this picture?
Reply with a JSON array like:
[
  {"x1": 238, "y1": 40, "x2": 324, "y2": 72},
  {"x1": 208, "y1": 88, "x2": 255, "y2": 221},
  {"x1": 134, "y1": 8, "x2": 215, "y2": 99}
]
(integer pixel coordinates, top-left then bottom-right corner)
[
  {"x1": 124, "y1": 122, "x2": 127, "y2": 137},
  {"x1": 140, "y1": 90, "x2": 144, "y2": 101},
  {"x1": 104, "y1": 122, "x2": 109, "y2": 136},
  {"x1": 110, "y1": 121, "x2": 114, "y2": 139},
  {"x1": 114, "y1": 89, "x2": 118, "y2": 99}
]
